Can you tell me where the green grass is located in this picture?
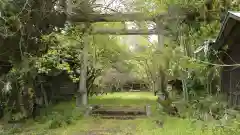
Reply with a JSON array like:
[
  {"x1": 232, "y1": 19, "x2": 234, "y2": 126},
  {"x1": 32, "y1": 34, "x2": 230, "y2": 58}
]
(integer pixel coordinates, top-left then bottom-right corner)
[{"x1": 1, "y1": 92, "x2": 240, "y2": 135}]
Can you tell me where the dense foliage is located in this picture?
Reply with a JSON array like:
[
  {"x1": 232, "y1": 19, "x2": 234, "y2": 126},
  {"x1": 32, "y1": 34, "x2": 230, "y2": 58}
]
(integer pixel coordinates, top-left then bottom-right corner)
[
  {"x1": 1, "y1": 0, "x2": 240, "y2": 130},
  {"x1": 0, "y1": 0, "x2": 133, "y2": 120}
]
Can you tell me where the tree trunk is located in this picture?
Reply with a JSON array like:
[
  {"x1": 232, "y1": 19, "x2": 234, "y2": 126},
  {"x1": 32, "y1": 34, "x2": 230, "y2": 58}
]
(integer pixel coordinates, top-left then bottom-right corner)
[
  {"x1": 18, "y1": 88, "x2": 27, "y2": 117},
  {"x1": 154, "y1": 83, "x2": 157, "y2": 95},
  {"x1": 182, "y1": 79, "x2": 188, "y2": 101},
  {"x1": 40, "y1": 83, "x2": 49, "y2": 107}
]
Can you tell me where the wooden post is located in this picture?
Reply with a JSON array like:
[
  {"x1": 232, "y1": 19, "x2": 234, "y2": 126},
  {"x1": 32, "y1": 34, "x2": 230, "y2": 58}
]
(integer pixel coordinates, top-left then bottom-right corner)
[
  {"x1": 155, "y1": 20, "x2": 165, "y2": 95},
  {"x1": 67, "y1": 0, "x2": 93, "y2": 107},
  {"x1": 76, "y1": 32, "x2": 89, "y2": 107},
  {"x1": 156, "y1": 21, "x2": 164, "y2": 49}
]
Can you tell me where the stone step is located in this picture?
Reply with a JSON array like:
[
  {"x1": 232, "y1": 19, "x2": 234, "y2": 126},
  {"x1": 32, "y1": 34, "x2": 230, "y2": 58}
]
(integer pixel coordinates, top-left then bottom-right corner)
[
  {"x1": 87, "y1": 104, "x2": 151, "y2": 118},
  {"x1": 91, "y1": 109, "x2": 146, "y2": 116},
  {"x1": 92, "y1": 115, "x2": 145, "y2": 120}
]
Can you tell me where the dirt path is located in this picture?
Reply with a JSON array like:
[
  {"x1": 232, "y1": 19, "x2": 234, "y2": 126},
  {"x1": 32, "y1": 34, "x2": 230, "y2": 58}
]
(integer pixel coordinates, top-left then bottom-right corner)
[{"x1": 72, "y1": 117, "x2": 139, "y2": 135}]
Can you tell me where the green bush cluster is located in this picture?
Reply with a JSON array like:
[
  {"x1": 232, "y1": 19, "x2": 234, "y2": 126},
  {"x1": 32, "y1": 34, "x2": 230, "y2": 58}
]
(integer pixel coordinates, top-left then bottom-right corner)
[{"x1": 42, "y1": 108, "x2": 84, "y2": 129}]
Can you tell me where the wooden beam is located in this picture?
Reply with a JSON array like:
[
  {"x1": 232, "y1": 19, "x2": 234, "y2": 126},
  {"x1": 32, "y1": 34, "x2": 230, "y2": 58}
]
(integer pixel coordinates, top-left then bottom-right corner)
[
  {"x1": 91, "y1": 28, "x2": 162, "y2": 35},
  {"x1": 69, "y1": 12, "x2": 169, "y2": 22},
  {"x1": 156, "y1": 22, "x2": 164, "y2": 48}
]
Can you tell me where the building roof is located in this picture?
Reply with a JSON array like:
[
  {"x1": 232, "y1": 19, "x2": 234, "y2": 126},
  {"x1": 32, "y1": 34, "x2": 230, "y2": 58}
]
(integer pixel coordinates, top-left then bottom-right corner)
[{"x1": 213, "y1": 11, "x2": 240, "y2": 50}]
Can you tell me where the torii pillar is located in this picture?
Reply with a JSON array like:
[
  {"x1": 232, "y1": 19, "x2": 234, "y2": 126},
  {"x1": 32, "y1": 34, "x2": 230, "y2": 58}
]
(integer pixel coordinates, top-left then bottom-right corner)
[
  {"x1": 155, "y1": 19, "x2": 165, "y2": 96},
  {"x1": 67, "y1": 0, "x2": 92, "y2": 107}
]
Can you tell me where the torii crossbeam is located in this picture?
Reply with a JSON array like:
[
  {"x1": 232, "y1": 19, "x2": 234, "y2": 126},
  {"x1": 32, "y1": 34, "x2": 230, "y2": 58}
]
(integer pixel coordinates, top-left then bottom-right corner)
[
  {"x1": 69, "y1": 12, "x2": 172, "y2": 22},
  {"x1": 91, "y1": 28, "x2": 162, "y2": 35}
]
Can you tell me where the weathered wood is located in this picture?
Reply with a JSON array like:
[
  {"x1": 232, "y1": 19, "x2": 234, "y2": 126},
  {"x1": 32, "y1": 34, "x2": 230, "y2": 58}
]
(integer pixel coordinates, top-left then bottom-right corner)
[
  {"x1": 156, "y1": 22, "x2": 164, "y2": 48},
  {"x1": 91, "y1": 28, "x2": 161, "y2": 35},
  {"x1": 69, "y1": 12, "x2": 169, "y2": 22},
  {"x1": 154, "y1": 21, "x2": 165, "y2": 95},
  {"x1": 77, "y1": 33, "x2": 89, "y2": 107}
]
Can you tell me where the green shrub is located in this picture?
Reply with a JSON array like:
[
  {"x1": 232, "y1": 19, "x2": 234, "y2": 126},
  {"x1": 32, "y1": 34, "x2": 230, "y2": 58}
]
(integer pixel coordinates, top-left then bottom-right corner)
[
  {"x1": 44, "y1": 108, "x2": 83, "y2": 129},
  {"x1": 175, "y1": 95, "x2": 230, "y2": 121}
]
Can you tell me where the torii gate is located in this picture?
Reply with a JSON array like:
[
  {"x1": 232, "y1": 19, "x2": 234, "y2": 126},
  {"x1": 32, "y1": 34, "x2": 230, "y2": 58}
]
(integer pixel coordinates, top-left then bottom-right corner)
[{"x1": 65, "y1": 0, "x2": 180, "y2": 106}]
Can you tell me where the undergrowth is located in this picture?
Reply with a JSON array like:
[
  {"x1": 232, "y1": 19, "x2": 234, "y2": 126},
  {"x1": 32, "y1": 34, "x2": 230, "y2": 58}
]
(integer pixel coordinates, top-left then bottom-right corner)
[
  {"x1": 0, "y1": 101, "x2": 85, "y2": 135},
  {"x1": 1, "y1": 92, "x2": 240, "y2": 135}
]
